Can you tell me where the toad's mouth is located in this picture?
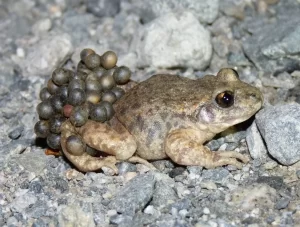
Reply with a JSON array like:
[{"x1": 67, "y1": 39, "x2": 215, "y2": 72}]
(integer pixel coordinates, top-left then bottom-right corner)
[{"x1": 203, "y1": 112, "x2": 259, "y2": 134}]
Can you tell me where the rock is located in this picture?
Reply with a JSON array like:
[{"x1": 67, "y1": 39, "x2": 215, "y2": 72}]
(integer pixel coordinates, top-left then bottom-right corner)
[
  {"x1": 263, "y1": 160, "x2": 278, "y2": 170},
  {"x1": 201, "y1": 168, "x2": 230, "y2": 183},
  {"x1": 26, "y1": 200, "x2": 48, "y2": 218},
  {"x1": 219, "y1": 0, "x2": 248, "y2": 19},
  {"x1": 168, "y1": 167, "x2": 186, "y2": 178},
  {"x1": 246, "y1": 121, "x2": 268, "y2": 160},
  {"x1": 170, "y1": 198, "x2": 191, "y2": 211},
  {"x1": 130, "y1": 0, "x2": 219, "y2": 24},
  {"x1": 87, "y1": 0, "x2": 120, "y2": 18},
  {"x1": 17, "y1": 151, "x2": 50, "y2": 175},
  {"x1": 22, "y1": 33, "x2": 73, "y2": 77},
  {"x1": 256, "y1": 176, "x2": 285, "y2": 190},
  {"x1": 287, "y1": 79, "x2": 300, "y2": 104},
  {"x1": 8, "y1": 126, "x2": 24, "y2": 140},
  {"x1": 131, "y1": 11, "x2": 212, "y2": 70},
  {"x1": 32, "y1": 18, "x2": 52, "y2": 35},
  {"x1": 57, "y1": 204, "x2": 95, "y2": 227},
  {"x1": 256, "y1": 103, "x2": 300, "y2": 165},
  {"x1": 243, "y1": 17, "x2": 300, "y2": 73},
  {"x1": 150, "y1": 180, "x2": 178, "y2": 207},
  {"x1": 10, "y1": 192, "x2": 37, "y2": 213},
  {"x1": 109, "y1": 214, "x2": 132, "y2": 225},
  {"x1": 275, "y1": 197, "x2": 290, "y2": 210},
  {"x1": 61, "y1": 12, "x2": 96, "y2": 46},
  {"x1": 109, "y1": 173, "x2": 156, "y2": 215},
  {"x1": 116, "y1": 162, "x2": 137, "y2": 174},
  {"x1": 230, "y1": 184, "x2": 277, "y2": 211},
  {"x1": 261, "y1": 72, "x2": 295, "y2": 89},
  {"x1": 117, "y1": 52, "x2": 138, "y2": 72}
]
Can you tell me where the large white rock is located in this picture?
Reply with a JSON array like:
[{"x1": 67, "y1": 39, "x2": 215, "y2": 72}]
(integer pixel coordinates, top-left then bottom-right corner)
[{"x1": 131, "y1": 11, "x2": 212, "y2": 70}]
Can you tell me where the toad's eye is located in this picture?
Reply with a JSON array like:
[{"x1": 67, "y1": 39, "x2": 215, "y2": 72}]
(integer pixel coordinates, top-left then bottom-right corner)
[{"x1": 215, "y1": 91, "x2": 234, "y2": 108}]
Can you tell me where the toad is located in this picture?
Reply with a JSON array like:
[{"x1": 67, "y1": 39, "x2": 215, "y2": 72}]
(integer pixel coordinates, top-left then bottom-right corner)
[{"x1": 60, "y1": 68, "x2": 263, "y2": 173}]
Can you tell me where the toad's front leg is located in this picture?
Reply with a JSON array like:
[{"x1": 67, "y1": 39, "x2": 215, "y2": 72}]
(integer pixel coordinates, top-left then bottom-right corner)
[
  {"x1": 60, "y1": 119, "x2": 137, "y2": 173},
  {"x1": 165, "y1": 128, "x2": 249, "y2": 169}
]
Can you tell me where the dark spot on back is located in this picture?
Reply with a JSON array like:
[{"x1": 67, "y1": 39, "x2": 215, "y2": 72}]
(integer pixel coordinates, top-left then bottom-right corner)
[
  {"x1": 136, "y1": 115, "x2": 144, "y2": 131},
  {"x1": 160, "y1": 112, "x2": 168, "y2": 121},
  {"x1": 153, "y1": 121, "x2": 161, "y2": 131},
  {"x1": 119, "y1": 106, "x2": 126, "y2": 115},
  {"x1": 131, "y1": 102, "x2": 141, "y2": 110},
  {"x1": 174, "y1": 121, "x2": 179, "y2": 127},
  {"x1": 166, "y1": 122, "x2": 172, "y2": 131},
  {"x1": 146, "y1": 128, "x2": 156, "y2": 147},
  {"x1": 147, "y1": 108, "x2": 153, "y2": 115}
]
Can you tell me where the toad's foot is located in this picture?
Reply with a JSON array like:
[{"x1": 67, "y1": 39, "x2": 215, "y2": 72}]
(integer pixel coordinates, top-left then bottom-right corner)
[
  {"x1": 127, "y1": 156, "x2": 157, "y2": 170},
  {"x1": 165, "y1": 129, "x2": 249, "y2": 169},
  {"x1": 60, "y1": 119, "x2": 137, "y2": 173}
]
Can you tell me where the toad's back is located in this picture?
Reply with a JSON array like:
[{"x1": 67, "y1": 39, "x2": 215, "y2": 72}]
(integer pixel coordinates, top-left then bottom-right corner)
[{"x1": 114, "y1": 74, "x2": 215, "y2": 119}]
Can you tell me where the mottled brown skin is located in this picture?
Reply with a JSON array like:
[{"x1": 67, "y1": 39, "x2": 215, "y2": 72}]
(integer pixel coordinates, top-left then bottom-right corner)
[{"x1": 60, "y1": 68, "x2": 263, "y2": 173}]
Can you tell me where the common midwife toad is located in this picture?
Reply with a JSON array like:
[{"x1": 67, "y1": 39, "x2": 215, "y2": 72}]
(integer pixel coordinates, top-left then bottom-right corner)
[{"x1": 60, "y1": 68, "x2": 263, "y2": 173}]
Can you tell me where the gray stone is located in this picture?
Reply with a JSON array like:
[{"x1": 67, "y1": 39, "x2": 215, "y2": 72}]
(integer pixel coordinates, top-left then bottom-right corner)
[
  {"x1": 205, "y1": 139, "x2": 221, "y2": 151},
  {"x1": 219, "y1": 0, "x2": 248, "y2": 19},
  {"x1": 130, "y1": 0, "x2": 219, "y2": 24},
  {"x1": 287, "y1": 80, "x2": 300, "y2": 104},
  {"x1": 26, "y1": 200, "x2": 48, "y2": 218},
  {"x1": 131, "y1": 11, "x2": 212, "y2": 70},
  {"x1": 8, "y1": 126, "x2": 24, "y2": 140},
  {"x1": 110, "y1": 173, "x2": 155, "y2": 215},
  {"x1": 170, "y1": 198, "x2": 191, "y2": 211},
  {"x1": 17, "y1": 151, "x2": 50, "y2": 175},
  {"x1": 22, "y1": 33, "x2": 73, "y2": 77},
  {"x1": 256, "y1": 104, "x2": 300, "y2": 165},
  {"x1": 54, "y1": 178, "x2": 69, "y2": 193},
  {"x1": 246, "y1": 121, "x2": 268, "y2": 161},
  {"x1": 150, "y1": 181, "x2": 178, "y2": 207},
  {"x1": 222, "y1": 128, "x2": 247, "y2": 143},
  {"x1": 87, "y1": 0, "x2": 120, "y2": 18},
  {"x1": 261, "y1": 72, "x2": 295, "y2": 89},
  {"x1": 256, "y1": 176, "x2": 284, "y2": 190},
  {"x1": 116, "y1": 162, "x2": 137, "y2": 175},
  {"x1": 32, "y1": 18, "x2": 52, "y2": 35},
  {"x1": 227, "y1": 51, "x2": 252, "y2": 67},
  {"x1": 168, "y1": 167, "x2": 186, "y2": 178},
  {"x1": 10, "y1": 192, "x2": 37, "y2": 213},
  {"x1": 243, "y1": 17, "x2": 300, "y2": 73},
  {"x1": 62, "y1": 12, "x2": 97, "y2": 46},
  {"x1": 58, "y1": 204, "x2": 95, "y2": 227},
  {"x1": 151, "y1": 160, "x2": 175, "y2": 172},
  {"x1": 275, "y1": 197, "x2": 290, "y2": 210},
  {"x1": 130, "y1": 212, "x2": 157, "y2": 227},
  {"x1": 109, "y1": 214, "x2": 132, "y2": 225},
  {"x1": 201, "y1": 168, "x2": 230, "y2": 183}
]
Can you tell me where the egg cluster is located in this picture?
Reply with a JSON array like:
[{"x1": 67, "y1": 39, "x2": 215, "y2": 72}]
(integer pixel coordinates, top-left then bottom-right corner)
[{"x1": 34, "y1": 49, "x2": 131, "y2": 150}]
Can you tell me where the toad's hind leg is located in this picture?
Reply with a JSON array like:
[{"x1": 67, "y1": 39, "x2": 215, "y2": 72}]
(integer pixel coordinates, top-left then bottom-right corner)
[
  {"x1": 165, "y1": 129, "x2": 249, "y2": 169},
  {"x1": 60, "y1": 119, "x2": 137, "y2": 173}
]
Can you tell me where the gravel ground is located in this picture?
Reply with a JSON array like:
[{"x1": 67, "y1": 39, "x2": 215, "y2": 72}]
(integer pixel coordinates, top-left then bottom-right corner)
[{"x1": 1, "y1": 0, "x2": 300, "y2": 226}]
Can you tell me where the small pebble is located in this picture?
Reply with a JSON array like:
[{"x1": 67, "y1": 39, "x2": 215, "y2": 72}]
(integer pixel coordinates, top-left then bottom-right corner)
[
  {"x1": 8, "y1": 126, "x2": 24, "y2": 140},
  {"x1": 203, "y1": 207, "x2": 210, "y2": 215},
  {"x1": 264, "y1": 161, "x2": 278, "y2": 170},
  {"x1": 200, "y1": 181, "x2": 217, "y2": 190}
]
